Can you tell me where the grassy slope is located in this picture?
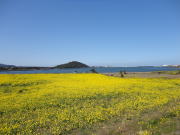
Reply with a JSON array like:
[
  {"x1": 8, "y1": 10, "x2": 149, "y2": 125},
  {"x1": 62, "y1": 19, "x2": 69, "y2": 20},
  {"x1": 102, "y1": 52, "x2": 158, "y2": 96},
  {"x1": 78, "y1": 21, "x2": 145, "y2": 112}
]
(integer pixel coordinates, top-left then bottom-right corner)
[{"x1": 0, "y1": 74, "x2": 180, "y2": 135}]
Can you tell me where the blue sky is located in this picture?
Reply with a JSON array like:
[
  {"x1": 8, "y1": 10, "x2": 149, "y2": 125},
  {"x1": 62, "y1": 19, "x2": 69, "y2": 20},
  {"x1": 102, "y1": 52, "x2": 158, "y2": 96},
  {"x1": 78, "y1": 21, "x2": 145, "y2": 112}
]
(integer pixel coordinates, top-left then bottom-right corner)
[{"x1": 0, "y1": 0, "x2": 179, "y2": 66}]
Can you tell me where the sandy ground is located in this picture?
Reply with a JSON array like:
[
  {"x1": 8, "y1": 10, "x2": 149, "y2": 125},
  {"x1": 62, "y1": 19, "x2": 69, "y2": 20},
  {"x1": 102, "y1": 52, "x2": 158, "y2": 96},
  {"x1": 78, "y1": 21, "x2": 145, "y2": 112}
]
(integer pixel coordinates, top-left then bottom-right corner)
[{"x1": 104, "y1": 72, "x2": 180, "y2": 79}]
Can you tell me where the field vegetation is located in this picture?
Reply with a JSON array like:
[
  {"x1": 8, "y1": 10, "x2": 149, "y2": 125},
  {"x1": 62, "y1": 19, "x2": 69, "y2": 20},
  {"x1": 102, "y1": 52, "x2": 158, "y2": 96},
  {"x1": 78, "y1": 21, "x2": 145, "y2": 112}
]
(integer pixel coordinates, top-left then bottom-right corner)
[{"x1": 0, "y1": 74, "x2": 180, "y2": 134}]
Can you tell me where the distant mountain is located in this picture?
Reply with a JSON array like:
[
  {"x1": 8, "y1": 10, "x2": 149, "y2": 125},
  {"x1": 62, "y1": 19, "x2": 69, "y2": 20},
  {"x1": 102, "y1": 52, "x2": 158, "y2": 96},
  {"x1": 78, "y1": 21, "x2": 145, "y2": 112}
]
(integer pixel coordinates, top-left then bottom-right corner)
[
  {"x1": 55, "y1": 61, "x2": 89, "y2": 69},
  {"x1": 0, "y1": 64, "x2": 16, "y2": 67},
  {"x1": 161, "y1": 65, "x2": 180, "y2": 68},
  {"x1": 136, "y1": 66, "x2": 155, "y2": 67}
]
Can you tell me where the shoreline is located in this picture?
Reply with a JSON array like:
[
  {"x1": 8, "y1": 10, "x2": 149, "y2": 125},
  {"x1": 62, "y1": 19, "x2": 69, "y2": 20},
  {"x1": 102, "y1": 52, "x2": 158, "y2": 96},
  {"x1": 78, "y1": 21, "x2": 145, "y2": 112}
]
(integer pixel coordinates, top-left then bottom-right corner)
[
  {"x1": 0, "y1": 71, "x2": 180, "y2": 78},
  {"x1": 104, "y1": 71, "x2": 180, "y2": 78}
]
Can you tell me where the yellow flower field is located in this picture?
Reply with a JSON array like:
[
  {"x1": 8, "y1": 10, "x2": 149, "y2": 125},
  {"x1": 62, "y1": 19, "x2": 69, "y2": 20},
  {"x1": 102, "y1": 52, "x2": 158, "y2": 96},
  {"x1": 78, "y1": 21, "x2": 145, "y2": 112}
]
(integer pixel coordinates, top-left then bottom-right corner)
[{"x1": 0, "y1": 74, "x2": 180, "y2": 134}]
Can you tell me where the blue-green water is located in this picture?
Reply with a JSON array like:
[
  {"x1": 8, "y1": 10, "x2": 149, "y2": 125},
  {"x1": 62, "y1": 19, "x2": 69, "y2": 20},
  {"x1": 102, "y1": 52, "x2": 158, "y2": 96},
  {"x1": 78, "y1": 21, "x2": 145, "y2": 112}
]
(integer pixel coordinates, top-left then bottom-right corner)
[{"x1": 0, "y1": 67, "x2": 179, "y2": 74}]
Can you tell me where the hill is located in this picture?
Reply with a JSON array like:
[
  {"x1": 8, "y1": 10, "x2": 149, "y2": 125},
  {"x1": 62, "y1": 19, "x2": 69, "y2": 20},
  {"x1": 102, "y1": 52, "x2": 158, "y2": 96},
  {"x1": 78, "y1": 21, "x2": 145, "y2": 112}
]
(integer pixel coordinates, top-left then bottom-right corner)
[
  {"x1": 0, "y1": 64, "x2": 16, "y2": 67},
  {"x1": 55, "y1": 61, "x2": 89, "y2": 69}
]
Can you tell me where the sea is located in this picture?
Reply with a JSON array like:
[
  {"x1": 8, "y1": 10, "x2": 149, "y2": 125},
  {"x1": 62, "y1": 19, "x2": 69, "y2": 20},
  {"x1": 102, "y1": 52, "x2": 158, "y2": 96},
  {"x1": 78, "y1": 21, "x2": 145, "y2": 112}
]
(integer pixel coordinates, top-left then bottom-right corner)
[{"x1": 0, "y1": 66, "x2": 179, "y2": 74}]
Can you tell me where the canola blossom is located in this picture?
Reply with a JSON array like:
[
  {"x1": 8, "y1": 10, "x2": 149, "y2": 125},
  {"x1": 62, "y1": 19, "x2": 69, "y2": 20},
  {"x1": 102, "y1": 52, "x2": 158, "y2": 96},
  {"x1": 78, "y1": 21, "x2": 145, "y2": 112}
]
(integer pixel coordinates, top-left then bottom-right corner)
[{"x1": 0, "y1": 74, "x2": 180, "y2": 134}]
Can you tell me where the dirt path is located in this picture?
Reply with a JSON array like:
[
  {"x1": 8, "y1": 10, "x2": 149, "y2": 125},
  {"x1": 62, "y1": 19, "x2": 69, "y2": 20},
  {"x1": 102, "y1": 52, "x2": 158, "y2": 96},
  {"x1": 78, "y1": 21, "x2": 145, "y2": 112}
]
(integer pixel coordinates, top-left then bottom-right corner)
[{"x1": 104, "y1": 72, "x2": 180, "y2": 79}]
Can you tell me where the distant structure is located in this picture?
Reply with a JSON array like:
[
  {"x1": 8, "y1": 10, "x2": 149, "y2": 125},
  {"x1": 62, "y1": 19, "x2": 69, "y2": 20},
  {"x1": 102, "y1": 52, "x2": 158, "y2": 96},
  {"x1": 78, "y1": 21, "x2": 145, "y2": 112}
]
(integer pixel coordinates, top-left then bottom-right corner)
[{"x1": 162, "y1": 65, "x2": 180, "y2": 68}]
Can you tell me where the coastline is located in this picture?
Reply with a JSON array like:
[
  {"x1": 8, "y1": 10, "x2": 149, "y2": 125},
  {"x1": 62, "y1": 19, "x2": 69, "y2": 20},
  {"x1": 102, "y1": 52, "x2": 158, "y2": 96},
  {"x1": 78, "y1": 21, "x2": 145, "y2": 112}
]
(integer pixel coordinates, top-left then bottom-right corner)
[{"x1": 104, "y1": 71, "x2": 180, "y2": 78}]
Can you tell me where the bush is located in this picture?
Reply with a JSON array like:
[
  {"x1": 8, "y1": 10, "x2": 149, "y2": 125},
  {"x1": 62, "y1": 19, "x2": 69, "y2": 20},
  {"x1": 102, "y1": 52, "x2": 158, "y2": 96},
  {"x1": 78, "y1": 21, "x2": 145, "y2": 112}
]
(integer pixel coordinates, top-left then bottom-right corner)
[
  {"x1": 119, "y1": 71, "x2": 124, "y2": 77},
  {"x1": 90, "y1": 69, "x2": 98, "y2": 73}
]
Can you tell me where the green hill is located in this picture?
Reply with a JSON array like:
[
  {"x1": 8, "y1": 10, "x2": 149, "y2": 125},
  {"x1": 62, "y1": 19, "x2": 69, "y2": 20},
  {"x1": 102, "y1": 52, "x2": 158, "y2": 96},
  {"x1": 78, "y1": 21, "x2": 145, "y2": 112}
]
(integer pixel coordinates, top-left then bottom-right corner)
[{"x1": 55, "y1": 61, "x2": 89, "y2": 69}]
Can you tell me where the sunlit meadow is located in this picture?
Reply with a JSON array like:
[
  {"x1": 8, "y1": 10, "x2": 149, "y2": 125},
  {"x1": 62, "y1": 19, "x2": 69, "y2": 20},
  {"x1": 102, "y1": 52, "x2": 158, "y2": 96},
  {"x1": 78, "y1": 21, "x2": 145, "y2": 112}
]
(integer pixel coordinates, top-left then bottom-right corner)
[{"x1": 0, "y1": 74, "x2": 180, "y2": 134}]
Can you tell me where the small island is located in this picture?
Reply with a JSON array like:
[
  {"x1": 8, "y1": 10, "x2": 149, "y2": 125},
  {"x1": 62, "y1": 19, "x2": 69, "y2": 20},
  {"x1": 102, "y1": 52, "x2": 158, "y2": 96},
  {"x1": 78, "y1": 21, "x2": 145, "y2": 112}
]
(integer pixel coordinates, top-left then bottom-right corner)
[{"x1": 54, "y1": 61, "x2": 89, "y2": 69}]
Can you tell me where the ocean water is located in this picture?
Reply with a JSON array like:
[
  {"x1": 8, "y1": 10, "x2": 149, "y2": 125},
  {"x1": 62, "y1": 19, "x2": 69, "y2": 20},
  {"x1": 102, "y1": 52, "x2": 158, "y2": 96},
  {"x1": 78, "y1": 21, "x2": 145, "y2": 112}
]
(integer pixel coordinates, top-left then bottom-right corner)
[{"x1": 0, "y1": 67, "x2": 179, "y2": 74}]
